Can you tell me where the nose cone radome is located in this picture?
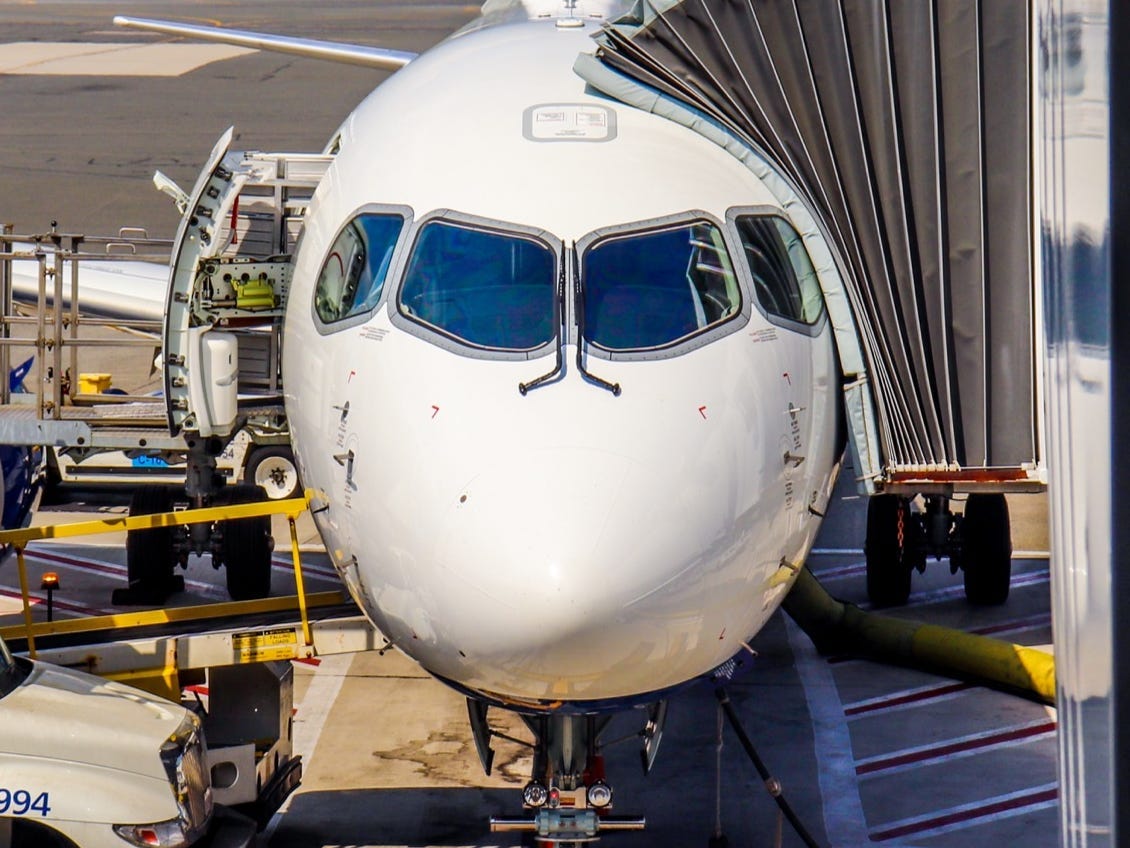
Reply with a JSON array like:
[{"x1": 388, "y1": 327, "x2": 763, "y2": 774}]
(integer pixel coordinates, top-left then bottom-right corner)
[{"x1": 419, "y1": 447, "x2": 725, "y2": 700}]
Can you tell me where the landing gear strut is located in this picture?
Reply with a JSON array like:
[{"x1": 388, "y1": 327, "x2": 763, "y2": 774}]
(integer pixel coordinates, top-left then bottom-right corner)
[{"x1": 865, "y1": 492, "x2": 1012, "y2": 607}]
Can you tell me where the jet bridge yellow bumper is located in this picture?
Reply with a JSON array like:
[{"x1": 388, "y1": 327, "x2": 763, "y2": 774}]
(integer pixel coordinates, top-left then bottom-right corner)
[{"x1": 783, "y1": 567, "x2": 1056, "y2": 705}]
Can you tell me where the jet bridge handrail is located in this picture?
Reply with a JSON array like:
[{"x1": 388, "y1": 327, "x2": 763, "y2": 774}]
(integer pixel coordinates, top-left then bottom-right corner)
[{"x1": 0, "y1": 493, "x2": 327, "y2": 659}]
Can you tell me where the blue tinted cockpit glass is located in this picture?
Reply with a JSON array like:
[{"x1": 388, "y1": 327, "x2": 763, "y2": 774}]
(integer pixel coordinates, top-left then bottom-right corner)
[
  {"x1": 399, "y1": 221, "x2": 556, "y2": 350},
  {"x1": 315, "y1": 213, "x2": 403, "y2": 324},
  {"x1": 582, "y1": 221, "x2": 741, "y2": 351}
]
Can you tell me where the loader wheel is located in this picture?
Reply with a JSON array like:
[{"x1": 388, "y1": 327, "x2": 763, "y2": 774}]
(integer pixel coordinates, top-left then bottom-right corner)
[
  {"x1": 125, "y1": 484, "x2": 179, "y2": 603},
  {"x1": 244, "y1": 445, "x2": 301, "y2": 500},
  {"x1": 961, "y1": 494, "x2": 1012, "y2": 605},
  {"x1": 218, "y1": 484, "x2": 273, "y2": 601},
  {"x1": 865, "y1": 494, "x2": 914, "y2": 607}
]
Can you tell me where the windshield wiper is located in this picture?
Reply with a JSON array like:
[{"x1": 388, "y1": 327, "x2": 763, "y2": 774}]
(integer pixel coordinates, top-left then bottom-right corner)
[
  {"x1": 518, "y1": 248, "x2": 566, "y2": 395},
  {"x1": 572, "y1": 245, "x2": 621, "y2": 396}
]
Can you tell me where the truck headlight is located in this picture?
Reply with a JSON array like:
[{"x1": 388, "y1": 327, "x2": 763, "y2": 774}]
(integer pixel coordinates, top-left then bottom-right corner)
[
  {"x1": 115, "y1": 713, "x2": 213, "y2": 846},
  {"x1": 112, "y1": 818, "x2": 197, "y2": 847}
]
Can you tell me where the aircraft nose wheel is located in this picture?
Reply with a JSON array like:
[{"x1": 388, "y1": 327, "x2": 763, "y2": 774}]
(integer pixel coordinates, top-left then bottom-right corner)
[{"x1": 122, "y1": 484, "x2": 184, "y2": 604}]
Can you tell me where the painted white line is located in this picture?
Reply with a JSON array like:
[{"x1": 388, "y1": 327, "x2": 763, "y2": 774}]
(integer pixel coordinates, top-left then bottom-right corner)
[
  {"x1": 843, "y1": 682, "x2": 973, "y2": 719},
  {"x1": 869, "y1": 782, "x2": 1058, "y2": 841},
  {"x1": 0, "y1": 42, "x2": 256, "y2": 76},
  {"x1": 785, "y1": 617, "x2": 871, "y2": 846},
  {"x1": 261, "y1": 652, "x2": 354, "y2": 841},
  {"x1": 855, "y1": 718, "x2": 1057, "y2": 778}
]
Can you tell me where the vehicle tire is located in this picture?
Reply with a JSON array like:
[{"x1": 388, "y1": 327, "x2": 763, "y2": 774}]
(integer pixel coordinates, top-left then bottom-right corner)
[
  {"x1": 125, "y1": 484, "x2": 179, "y2": 603},
  {"x1": 961, "y1": 493, "x2": 1012, "y2": 605},
  {"x1": 244, "y1": 445, "x2": 301, "y2": 500},
  {"x1": 218, "y1": 484, "x2": 273, "y2": 601},
  {"x1": 865, "y1": 494, "x2": 914, "y2": 607}
]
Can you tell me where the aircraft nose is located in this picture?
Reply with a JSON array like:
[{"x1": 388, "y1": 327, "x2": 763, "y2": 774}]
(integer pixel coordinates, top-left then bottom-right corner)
[{"x1": 430, "y1": 446, "x2": 707, "y2": 655}]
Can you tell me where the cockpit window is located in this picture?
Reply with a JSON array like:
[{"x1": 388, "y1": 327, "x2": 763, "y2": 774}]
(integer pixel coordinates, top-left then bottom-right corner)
[
  {"x1": 315, "y1": 213, "x2": 403, "y2": 324},
  {"x1": 399, "y1": 220, "x2": 557, "y2": 351},
  {"x1": 735, "y1": 216, "x2": 824, "y2": 325},
  {"x1": 581, "y1": 221, "x2": 741, "y2": 351}
]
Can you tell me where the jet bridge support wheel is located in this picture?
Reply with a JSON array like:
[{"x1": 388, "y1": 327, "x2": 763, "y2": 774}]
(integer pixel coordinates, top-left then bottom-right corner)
[
  {"x1": 960, "y1": 494, "x2": 1012, "y2": 606},
  {"x1": 124, "y1": 484, "x2": 181, "y2": 604},
  {"x1": 865, "y1": 494, "x2": 915, "y2": 607},
  {"x1": 217, "y1": 484, "x2": 273, "y2": 601}
]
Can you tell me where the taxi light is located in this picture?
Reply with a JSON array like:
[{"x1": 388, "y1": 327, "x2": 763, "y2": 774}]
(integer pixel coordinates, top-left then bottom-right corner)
[
  {"x1": 522, "y1": 780, "x2": 549, "y2": 808},
  {"x1": 587, "y1": 780, "x2": 613, "y2": 808}
]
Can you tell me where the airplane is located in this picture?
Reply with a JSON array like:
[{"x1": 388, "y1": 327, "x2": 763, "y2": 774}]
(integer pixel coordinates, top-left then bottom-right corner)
[{"x1": 52, "y1": 0, "x2": 845, "y2": 840}]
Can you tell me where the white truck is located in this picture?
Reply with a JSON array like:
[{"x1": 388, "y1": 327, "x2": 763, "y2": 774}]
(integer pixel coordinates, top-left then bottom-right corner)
[{"x1": 0, "y1": 635, "x2": 258, "y2": 848}]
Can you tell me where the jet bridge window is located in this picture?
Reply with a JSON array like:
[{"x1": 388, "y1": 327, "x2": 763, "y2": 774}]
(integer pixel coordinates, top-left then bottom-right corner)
[
  {"x1": 315, "y1": 213, "x2": 403, "y2": 324},
  {"x1": 582, "y1": 221, "x2": 740, "y2": 351},
  {"x1": 399, "y1": 220, "x2": 556, "y2": 351},
  {"x1": 734, "y1": 216, "x2": 823, "y2": 326}
]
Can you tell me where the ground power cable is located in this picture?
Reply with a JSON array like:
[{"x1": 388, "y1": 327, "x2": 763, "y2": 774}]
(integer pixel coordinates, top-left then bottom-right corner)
[{"x1": 715, "y1": 687, "x2": 824, "y2": 848}]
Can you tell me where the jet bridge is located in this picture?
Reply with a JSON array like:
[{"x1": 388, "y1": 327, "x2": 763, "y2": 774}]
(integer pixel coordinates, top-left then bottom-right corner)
[
  {"x1": 580, "y1": 0, "x2": 1041, "y2": 492},
  {"x1": 579, "y1": 1, "x2": 1044, "y2": 607}
]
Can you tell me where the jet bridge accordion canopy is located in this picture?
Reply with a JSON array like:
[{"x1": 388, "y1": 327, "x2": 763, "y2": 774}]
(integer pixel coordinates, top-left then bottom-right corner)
[{"x1": 581, "y1": 0, "x2": 1037, "y2": 484}]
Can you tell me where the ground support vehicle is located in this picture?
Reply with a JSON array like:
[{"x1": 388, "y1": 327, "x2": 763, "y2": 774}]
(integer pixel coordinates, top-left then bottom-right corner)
[{"x1": 0, "y1": 631, "x2": 258, "y2": 848}]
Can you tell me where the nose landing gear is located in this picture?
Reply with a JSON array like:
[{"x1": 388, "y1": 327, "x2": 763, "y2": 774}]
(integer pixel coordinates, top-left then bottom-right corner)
[
  {"x1": 865, "y1": 492, "x2": 1013, "y2": 607},
  {"x1": 486, "y1": 713, "x2": 646, "y2": 845}
]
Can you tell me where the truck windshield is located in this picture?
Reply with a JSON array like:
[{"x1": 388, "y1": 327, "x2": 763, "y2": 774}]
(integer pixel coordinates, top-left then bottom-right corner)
[
  {"x1": 581, "y1": 220, "x2": 741, "y2": 351},
  {"x1": 398, "y1": 220, "x2": 557, "y2": 351}
]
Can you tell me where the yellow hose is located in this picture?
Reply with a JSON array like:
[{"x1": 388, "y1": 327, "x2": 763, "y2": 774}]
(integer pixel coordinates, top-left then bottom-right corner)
[{"x1": 782, "y1": 567, "x2": 1056, "y2": 704}]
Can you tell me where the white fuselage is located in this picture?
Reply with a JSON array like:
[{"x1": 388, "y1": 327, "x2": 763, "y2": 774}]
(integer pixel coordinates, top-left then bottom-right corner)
[{"x1": 282, "y1": 12, "x2": 840, "y2": 706}]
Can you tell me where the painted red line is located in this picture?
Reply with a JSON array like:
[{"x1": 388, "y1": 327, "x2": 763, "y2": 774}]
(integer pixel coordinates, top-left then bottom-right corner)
[
  {"x1": 25, "y1": 547, "x2": 123, "y2": 577},
  {"x1": 844, "y1": 682, "x2": 972, "y2": 716},
  {"x1": 856, "y1": 720, "x2": 1057, "y2": 775},
  {"x1": 870, "y1": 786, "x2": 1058, "y2": 841},
  {"x1": 0, "y1": 587, "x2": 110, "y2": 617}
]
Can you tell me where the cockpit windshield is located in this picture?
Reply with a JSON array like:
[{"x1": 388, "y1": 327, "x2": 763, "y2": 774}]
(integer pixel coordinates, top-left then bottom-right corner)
[
  {"x1": 581, "y1": 220, "x2": 741, "y2": 351},
  {"x1": 399, "y1": 220, "x2": 557, "y2": 351}
]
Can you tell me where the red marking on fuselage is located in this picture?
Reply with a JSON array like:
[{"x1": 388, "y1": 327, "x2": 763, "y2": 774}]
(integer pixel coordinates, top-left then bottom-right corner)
[
  {"x1": 348, "y1": 370, "x2": 356, "y2": 383},
  {"x1": 699, "y1": 406, "x2": 708, "y2": 419},
  {"x1": 431, "y1": 405, "x2": 440, "y2": 419},
  {"x1": 782, "y1": 372, "x2": 791, "y2": 385}
]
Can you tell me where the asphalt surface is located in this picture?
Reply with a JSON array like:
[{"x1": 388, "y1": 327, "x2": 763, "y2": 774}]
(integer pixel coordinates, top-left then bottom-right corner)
[{"x1": 0, "y1": 5, "x2": 1057, "y2": 847}]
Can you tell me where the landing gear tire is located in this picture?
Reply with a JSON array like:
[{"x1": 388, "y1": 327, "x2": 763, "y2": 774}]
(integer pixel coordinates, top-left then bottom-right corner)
[
  {"x1": 865, "y1": 494, "x2": 914, "y2": 608},
  {"x1": 124, "y1": 484, "x2": 179, "y2": 603},
  {"x1": 961, "y1": 493, "x2": 1012, "y2": 606},
  {"x1": 244, "y1": 445, "x2": 301, "y2": 500},
  {"x1": 218, "y1": 484, "x2": 273, "y2": 601}
]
